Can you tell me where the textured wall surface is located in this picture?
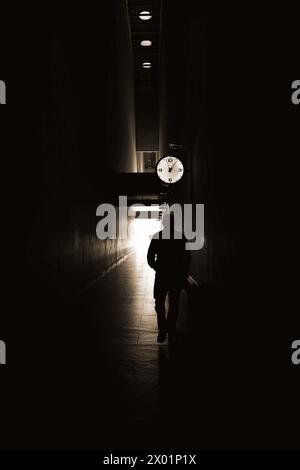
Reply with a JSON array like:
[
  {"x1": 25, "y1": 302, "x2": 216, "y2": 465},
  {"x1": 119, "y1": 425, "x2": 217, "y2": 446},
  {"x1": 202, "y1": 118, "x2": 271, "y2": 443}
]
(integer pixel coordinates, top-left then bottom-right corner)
[{"x1": 13, "y1": 2, "x2": 136, "y2": 300}]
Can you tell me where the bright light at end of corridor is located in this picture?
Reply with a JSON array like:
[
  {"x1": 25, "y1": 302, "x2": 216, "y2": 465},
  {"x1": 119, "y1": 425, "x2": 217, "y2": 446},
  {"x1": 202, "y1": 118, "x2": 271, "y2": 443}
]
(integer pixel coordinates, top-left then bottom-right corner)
[{"x1": 130, "y1": 219, "x2": 162, "y2": 256}]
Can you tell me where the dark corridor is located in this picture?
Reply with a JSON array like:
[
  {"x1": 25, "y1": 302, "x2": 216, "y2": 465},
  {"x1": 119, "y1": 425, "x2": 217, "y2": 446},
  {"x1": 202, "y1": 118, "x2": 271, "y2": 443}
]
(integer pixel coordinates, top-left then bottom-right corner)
[{"x1": 0, "y1": 1, "x2": 299, "y2": 452}]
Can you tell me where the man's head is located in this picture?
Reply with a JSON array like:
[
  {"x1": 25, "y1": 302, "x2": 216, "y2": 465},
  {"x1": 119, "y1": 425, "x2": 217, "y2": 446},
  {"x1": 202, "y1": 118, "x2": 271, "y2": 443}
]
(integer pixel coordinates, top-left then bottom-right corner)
[{"x1": 162, "y1": 212, "x2": 175, "y2": 234}]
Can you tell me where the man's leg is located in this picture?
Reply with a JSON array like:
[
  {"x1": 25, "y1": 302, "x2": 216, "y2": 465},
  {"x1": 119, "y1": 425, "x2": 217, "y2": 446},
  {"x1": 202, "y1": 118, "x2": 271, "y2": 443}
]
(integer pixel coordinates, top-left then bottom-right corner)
[
  {"x1": 167, "y1": 285, "x2": 180, "y2": 334},
  {"x1": 154, "y1": 274, "x2": 168, "y2": 341}
]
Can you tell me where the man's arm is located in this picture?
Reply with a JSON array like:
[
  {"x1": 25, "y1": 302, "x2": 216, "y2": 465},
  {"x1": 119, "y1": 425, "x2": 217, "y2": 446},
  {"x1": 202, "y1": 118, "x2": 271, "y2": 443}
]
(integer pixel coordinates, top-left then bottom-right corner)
[
  {"x1": 147, "y1": 238, "x2": 157, "y2": 270},
  {"x1": 182, "y1": 240, "x2": 191, "y2": 279}
]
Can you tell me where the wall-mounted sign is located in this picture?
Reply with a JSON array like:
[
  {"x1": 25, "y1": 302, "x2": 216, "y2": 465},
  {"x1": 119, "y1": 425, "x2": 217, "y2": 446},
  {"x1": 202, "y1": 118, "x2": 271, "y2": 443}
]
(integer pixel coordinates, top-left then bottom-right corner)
[{"x1": 169, "y1": 143, "x2": 184, "y2": 150}]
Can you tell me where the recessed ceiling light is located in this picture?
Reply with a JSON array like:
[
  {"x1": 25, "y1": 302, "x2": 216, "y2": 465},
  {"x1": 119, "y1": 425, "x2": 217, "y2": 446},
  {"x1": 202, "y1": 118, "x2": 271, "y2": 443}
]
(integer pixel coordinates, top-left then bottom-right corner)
[
  {"x1": 141, "y1": 40, "x2": 152, "y2": 47},
  {"x1": 139, "y1": 11, "x2": 152, "y2": 20},
  {"x1": 142, "y1": 62, "x2": 152, "y2": 69}
]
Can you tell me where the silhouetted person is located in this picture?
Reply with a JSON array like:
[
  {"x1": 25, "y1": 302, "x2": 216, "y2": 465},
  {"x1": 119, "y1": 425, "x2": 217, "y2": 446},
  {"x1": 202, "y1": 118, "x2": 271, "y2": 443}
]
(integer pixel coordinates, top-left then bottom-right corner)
[{"x1": 147, "y1": 213, "x2": 190, "y2": 343}]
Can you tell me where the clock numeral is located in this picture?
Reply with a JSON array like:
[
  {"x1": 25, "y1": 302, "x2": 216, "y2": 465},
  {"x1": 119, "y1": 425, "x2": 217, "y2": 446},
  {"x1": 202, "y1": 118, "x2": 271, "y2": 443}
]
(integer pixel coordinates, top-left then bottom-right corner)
[
  {"x1": 178, "y1": 168, "x2": 182, "y2": 172},
  {"x1": 158, "y1": 168, "x2": 162, "y2": 172},
  {"x1": 168, "y1": 158, "x2": 173, "y2": 162},
  {"x1": 169, "y1": 178, "x2": 172, "y2": 182}
]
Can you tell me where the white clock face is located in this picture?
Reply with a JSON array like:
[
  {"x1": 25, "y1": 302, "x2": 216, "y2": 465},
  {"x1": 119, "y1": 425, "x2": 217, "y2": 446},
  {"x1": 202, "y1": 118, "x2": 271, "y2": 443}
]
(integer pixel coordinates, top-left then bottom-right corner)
[{"x1": 156, "y1": 156, "x2": 184, "y2": 184}]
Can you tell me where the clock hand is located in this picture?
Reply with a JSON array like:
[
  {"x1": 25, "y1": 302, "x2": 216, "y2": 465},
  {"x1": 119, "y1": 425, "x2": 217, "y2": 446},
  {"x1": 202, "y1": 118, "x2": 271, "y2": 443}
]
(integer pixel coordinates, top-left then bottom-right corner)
[
  {"x1": 169, "y1": 159, "x2": 178, "y2": 172},
  {"x1": 171, "y1": 159, "x2": 178, "y2": 171}
]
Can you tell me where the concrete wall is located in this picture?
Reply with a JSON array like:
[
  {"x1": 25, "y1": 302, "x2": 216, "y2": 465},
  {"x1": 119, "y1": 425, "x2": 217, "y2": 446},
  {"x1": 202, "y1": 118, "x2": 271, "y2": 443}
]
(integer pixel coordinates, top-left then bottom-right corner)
[
  {"x1": 159, "y1": 3, "x2": 256, "y2": 286},
  {"x1": 136, "y1": 93, "x2": 159, "y2": 151},
  {"x1": 14, "y1": 2, "x2": 136, "y2": 300},
  {"x1": 159, "y1": 5, "x2": 293, "y2": 299},
  {"x1": 159, "y1": 1, "x2": 211, "y2": 283}
]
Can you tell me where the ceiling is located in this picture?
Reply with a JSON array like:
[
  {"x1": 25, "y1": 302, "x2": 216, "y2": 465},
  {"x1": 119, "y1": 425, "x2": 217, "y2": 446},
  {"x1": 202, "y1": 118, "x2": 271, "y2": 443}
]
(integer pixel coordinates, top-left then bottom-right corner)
[{"x1": 127, "y1": 0, "x2": 161, "y2": 94}]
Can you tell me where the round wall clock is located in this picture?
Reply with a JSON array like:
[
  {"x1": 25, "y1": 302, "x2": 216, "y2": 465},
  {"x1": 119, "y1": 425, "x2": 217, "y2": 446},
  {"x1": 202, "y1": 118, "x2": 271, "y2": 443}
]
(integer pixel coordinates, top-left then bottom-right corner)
[{"x1": 156, "y1": 156, "x2": 184, "y2": 184}]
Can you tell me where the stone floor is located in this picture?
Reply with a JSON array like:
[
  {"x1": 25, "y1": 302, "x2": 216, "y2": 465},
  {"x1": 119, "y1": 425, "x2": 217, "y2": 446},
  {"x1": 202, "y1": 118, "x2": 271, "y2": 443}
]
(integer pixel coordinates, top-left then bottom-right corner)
[
  {"x1": 78, "y1": 246, "x2": 192, "y2": 448},
  {"x1": 88, "y1": 247, "x2": 188, "y2": 346}
]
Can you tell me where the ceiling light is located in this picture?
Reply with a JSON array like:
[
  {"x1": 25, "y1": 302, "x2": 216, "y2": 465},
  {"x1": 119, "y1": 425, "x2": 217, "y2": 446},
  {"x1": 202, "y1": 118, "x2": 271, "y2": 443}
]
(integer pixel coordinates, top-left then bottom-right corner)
[
  {"x1": 139, "y1": 11, "x2": 152, "y2": 20},
  {"x1": 141, "y1": 40, "x2": 152, "y2": 47},
  {"x1": 142, "y1": 62, "x2": 152, "y2": 69}
]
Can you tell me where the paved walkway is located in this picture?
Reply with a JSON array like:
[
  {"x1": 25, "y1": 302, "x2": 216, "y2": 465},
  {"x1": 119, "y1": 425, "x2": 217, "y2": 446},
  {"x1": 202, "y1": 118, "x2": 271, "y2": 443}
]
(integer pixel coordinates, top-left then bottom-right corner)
[{"x1": 79, "y1": 246, "x2": 191, "y2": 448}]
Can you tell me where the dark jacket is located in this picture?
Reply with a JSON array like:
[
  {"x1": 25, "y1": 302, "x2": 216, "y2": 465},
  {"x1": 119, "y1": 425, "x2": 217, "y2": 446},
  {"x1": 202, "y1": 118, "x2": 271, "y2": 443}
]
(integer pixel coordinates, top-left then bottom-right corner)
[{"x1": 147, "y1": 229, "x2": 191, "y2": 281}]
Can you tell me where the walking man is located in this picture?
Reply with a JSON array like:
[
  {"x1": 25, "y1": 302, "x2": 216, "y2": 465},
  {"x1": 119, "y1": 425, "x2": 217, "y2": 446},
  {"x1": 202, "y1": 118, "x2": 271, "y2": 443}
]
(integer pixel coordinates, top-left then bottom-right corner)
[{"x1": 147, "y1": 213, "x2": 190, "y2": 342}]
